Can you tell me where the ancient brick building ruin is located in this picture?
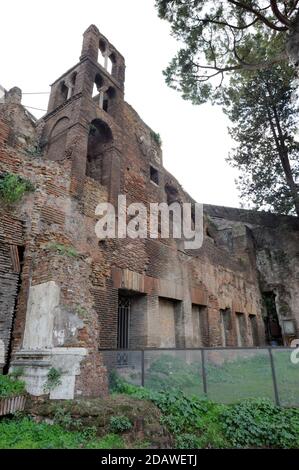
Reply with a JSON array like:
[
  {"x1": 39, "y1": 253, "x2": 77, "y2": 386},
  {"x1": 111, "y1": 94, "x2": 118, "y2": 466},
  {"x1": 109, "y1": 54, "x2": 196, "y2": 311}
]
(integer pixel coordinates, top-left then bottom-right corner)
[{"x1": 0, "y1": 26, "x2": 298, "y2": 399}]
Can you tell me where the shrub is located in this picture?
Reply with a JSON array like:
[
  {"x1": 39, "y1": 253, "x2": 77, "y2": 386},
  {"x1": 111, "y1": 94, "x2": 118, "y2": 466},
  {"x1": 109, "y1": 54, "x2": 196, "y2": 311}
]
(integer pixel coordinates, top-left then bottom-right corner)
[
  {"x1": 75, "y1": 306, "x2": 88, "y2": 318},
  {"x1": 112, "y1": 374, "x2": 299, "y2": 449},
  {"x1": 150, "y1": 130, "x2": 162, "y2": 147},
  {"x1": 53, "y1": 408, "x2": 76, "y2": 430},
  {"x1": 221, "y1": 398, "x2": 299, "y2": 449},
  {"x1": 44, "y1": 368, "x2": 62, "y2": 393},
  {"x1": 109, "y1": 370, "x2": 139, "y2": 395},
  {"x1": 0, "y1": 173, "x2": 34, "y2": 204},
  {"x1": 0, "y1": 374, "x2": 26, "y2": 399},
  {"x1": 175, "y1": 433, "x2": 201, "y2": 449},
  {"x1": 46, "y1": 243, "x2": 79, "y2": 258},
  {"x1": 109, "y1": 415, "x2": 132, "y2": 433}
]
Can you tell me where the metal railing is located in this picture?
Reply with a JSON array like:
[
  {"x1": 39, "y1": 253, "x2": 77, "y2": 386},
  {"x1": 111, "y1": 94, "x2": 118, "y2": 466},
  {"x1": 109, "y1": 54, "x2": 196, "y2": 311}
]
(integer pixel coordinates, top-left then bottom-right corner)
[{"x1": 100, "y1": 347, "x2": 299, "y2": 407}]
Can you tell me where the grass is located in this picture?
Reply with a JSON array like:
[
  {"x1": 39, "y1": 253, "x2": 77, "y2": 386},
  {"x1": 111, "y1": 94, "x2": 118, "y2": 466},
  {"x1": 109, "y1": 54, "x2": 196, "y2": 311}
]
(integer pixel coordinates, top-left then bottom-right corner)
[
  {"x1": 1, "y1": 351, "x2": 298, "y2": 450},
  {"x1": 112, "y1": 377, "x2": 299, "y2": 449},
  {"x1": 144, "y1": 352, "x2": 203, "y2": 397},
  {"x1": 0, "y1": 417, "x2": 125, "y2": 449},
  {"x1": 0, "y1": 375, "x2": 26, "y2": 399},
  {"x1": 1, "y1": 383, "x2": 299, "y2": 449}
]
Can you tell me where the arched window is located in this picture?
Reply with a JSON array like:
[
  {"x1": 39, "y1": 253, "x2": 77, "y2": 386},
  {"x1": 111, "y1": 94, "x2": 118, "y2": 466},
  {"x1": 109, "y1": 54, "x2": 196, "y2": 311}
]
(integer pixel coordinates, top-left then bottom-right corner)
[
  {"x1": 68, "y1": 71, "x2": 77, "y2": 98},
  {"x1": 107, "y1": 53, "x2": 116, "y2": 75},
  {"x1": 103, "y1": 87, "x2": 116, "y2": 113},
  {"x1": 60, "y1": 81, "x2": 69, "y2": 103},
  {"x1": 93, "y1": 73, "x2": 103, "y2": 98},
  {"x1": 165, "y1": 183, "x2": 178, "y2": 204},
  {"x1": 86, "y1": 119, "x2": 113, "y2": 184},
  {"x1": 98, "y1": 39, "x2": 108, "y2": 69},
  {"x1": 98, "y1": 39, "x2": 116, "y2": 75}
]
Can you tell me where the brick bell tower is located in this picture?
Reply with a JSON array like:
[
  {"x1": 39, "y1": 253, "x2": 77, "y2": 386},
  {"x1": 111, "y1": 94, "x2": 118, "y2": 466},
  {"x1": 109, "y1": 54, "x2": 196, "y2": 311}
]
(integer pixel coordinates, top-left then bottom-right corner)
[{"x1": 41, "y1": 25, "x2": 125, "y2": 202}]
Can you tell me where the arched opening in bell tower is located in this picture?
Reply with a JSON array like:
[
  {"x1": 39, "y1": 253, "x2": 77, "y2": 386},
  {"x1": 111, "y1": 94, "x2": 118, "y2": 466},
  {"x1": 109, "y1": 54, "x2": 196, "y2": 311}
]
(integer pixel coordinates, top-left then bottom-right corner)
[{"x1": 86, "y1": 119, "x2": 113, "y2": 185}]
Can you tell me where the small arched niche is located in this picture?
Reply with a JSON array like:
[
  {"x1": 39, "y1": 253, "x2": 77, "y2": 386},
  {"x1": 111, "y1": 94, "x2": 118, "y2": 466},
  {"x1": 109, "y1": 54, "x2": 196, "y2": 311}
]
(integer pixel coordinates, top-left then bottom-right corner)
[
  {"x1": 103, "y1": 86, "x2": 116, "y2": 113},
  {"x1": 47, "y1": 117, "x2": 70, "y2": 161},
  {"x1": 108, "y1": 53, "x2": 117, "y2": 75},
  {"x1": 69, "y1": 71, "x2": 77, "y2": 97},
  {"x1": 56, "y1": 81, "x2": 69, "y2": 107},
  {"x1": 165, "y1": 183, "x2": 179, "y2": 205},
  {"x1": 86, "y1": 119, "x2": 113, "y2": 184}
]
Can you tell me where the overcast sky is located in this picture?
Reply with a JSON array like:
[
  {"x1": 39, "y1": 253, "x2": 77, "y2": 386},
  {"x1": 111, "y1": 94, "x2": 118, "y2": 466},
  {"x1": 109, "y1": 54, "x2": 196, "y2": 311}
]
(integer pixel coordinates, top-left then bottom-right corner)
[{"x1": 1, "y1": 0, "x2": 241, "y2": 208}]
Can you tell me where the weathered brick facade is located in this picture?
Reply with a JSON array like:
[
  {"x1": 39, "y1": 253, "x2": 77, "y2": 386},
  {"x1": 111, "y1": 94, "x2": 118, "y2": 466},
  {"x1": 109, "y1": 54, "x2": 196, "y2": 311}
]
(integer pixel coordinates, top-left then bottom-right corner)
[{"x1": 0, "y1": 25, "x2": 298, "y2": 398}]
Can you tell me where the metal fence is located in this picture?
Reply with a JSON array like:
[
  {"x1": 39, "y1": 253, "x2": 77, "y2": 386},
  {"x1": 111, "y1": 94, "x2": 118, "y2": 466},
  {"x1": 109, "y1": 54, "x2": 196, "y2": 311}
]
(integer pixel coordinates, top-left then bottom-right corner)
[{"x1": 100, "y1": 348, "x2": 299, "y2": 407}]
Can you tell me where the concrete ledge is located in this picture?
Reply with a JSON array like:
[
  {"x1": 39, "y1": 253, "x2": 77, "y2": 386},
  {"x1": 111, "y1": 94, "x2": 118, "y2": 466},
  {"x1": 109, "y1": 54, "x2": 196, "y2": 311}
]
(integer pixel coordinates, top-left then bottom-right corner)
[{"x1": 11, "y1": 347, "x2": 88, "y2": 400}]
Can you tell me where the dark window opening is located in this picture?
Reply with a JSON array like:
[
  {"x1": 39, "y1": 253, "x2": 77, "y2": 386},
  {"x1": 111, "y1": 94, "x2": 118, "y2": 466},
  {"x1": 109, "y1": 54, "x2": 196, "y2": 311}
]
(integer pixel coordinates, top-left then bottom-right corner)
[
  {"x1": 69, "y1": 71, "x2": 77, "y2": 98},
  {"x1": 165, "y1": 183, "x2": 178, "y2": 205},
  {"x1": 150, "y1": 166, "x2": 159, "y2": 185},
  {"x1": 117, "y1": 296, "x2": 130, "y2": 350},
  {"x1": 61, "y1": 81, "x2": 68, "y2": 101},
  {"x1": 103, "y1": 98, "x2": 109, "y2": 112},
  {"x1": 117, "y1": 295, "x2": 130, "y2": 367},
  {"x1": 56, "y1": 81, "x2": 69, "y2": 106},
  {"x1": 108, "y1": 53, "x2": 117, "y2": 75},
  {"x1": 110, "y1": 53, "x2": 117, "y2": 65},
  {"x1": 71, "y1": 71, "x2": 77, "y2": 85},
  {"x1": 263, "y1": 292, "x2": 283, "y2": 346},
  {"x1": 99, "y1": 39, "x2": 107, "y2": 54},
  {"x1": 102, "y1": 87, "x2": 116, "y2": 113}
]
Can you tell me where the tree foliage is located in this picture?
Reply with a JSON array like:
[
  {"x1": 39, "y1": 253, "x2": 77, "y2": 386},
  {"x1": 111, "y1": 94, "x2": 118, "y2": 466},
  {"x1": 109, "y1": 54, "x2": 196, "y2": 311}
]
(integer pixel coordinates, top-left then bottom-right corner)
[
  {"x1": 156, "y1": 1, "x2": 299, "y2": 215},
  {"x1": 223, "y1": 52, "x2": 299, "y2": 214},
  {"x1": 156, "y1": 0, "x2": 299, "y2": 104}
]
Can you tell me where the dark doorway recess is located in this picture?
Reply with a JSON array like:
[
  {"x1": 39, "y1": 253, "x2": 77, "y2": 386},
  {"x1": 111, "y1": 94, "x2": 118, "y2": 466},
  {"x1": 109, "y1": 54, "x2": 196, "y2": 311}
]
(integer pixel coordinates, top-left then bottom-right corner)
[
  {"x1": 263, "y1": 292, "x2": 283, "y2": 346},
  {"x1": 2, "y1": 245, "x2": 25, "y2": 374}
]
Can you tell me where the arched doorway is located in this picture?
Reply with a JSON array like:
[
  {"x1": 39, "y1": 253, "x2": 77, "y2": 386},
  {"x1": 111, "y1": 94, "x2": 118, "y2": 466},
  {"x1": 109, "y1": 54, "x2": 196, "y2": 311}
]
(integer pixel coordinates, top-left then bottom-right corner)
[{"x1": 86, "y1": 119, "x2": 113, "y2": 185}]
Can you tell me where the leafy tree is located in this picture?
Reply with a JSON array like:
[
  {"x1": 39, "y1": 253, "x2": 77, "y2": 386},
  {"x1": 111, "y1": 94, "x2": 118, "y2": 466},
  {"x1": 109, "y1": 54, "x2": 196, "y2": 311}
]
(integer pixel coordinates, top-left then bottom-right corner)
[
  {"x1": 223, "y1": 57, "x2": 299, "y2": 215},
  {"x1": 156, "y1": 1, "x2": 299, "y2": 104},
  {"x1": 156, "y1": 1, "x2": 299, "y2": 215}
]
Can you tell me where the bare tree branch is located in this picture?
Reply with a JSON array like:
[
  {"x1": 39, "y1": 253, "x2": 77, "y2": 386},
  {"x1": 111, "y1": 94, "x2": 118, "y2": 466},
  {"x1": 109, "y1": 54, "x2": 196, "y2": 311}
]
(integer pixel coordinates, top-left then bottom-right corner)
[
  {"x1": 190, "y1": 49, "x2": 287, "y2": 78},
  {"x1": 270, "y1": 0, "x2": 291, "y2": 26},
  {"x1": 228, "y1": 0, "x2": 289, "y2": 31},
  {"x1": 197, "y1": 16, "x2": 259, "y2": 31}
]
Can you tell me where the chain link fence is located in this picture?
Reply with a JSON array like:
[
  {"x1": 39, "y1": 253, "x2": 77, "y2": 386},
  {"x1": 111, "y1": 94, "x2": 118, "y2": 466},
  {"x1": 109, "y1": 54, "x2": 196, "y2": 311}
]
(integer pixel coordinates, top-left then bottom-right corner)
[{"x1": 101, "y1": 348, "x2": 299, "y2": 407}]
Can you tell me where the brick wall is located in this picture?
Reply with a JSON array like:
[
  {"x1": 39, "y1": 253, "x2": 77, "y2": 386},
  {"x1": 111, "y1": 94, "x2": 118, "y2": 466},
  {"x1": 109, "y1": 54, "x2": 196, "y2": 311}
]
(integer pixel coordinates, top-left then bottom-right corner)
[{"x1": 0, "y1": 28, "x2": 298, "y2": 397}]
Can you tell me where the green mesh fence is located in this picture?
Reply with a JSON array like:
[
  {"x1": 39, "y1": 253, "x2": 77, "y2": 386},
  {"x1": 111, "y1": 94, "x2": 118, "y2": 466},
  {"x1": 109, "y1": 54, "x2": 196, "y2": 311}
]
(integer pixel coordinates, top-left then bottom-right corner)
[{"x1": 101, "y1": 348, "x2": 299, "y2": 407}]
